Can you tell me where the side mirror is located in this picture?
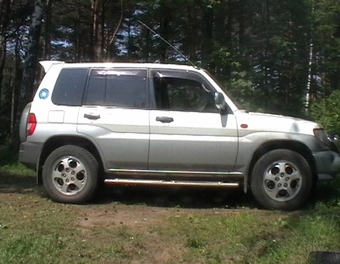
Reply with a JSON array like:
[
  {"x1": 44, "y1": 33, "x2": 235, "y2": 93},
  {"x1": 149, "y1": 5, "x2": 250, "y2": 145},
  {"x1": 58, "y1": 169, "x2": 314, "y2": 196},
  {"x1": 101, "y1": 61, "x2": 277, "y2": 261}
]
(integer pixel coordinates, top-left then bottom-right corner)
[{"x1": 214, "y1": 92, "x2": 226, "y2": 111}]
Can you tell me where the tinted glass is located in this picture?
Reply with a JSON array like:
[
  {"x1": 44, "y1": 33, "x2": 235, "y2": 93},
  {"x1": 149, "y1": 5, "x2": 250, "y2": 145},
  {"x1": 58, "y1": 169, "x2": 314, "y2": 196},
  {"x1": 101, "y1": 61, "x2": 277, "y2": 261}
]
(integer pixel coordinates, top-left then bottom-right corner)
[
  {"x1": 153, "y1": 76, "x2": 217, "y2": 113},
  {"x1": 52, "y1": 68, "x2": 88, "y2": 106},
  {"x1": 85, "y1": 69, "x2": 106, "y2": 105},
  {"x1": 85, "y1": 69, "x2": 146, "y2": 108},
  {"x1": 106, "y1": 70, "x2": 146, "y2": 108}
]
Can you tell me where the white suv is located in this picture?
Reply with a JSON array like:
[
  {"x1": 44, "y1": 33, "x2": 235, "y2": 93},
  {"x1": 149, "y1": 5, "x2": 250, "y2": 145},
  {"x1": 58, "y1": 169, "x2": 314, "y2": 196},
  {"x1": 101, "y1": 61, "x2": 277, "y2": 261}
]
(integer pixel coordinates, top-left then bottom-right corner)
[{"x1": 19, "y1": 61, "x2": 340, "y2": 210}]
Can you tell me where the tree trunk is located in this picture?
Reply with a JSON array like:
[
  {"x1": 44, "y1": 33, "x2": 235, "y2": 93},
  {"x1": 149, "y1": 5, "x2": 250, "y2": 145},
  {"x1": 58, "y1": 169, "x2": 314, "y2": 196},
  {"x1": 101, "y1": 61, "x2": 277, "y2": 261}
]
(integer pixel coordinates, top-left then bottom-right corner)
[
  {"x1": 0, "y1": 0, "x2": 11, "y2": 114},
  {"x1": 43, "y1": 0, "x2": 52, "y2": 60},
  {"x1": 12, "y1": 35, "x2": 22, "y2": 136},
  {"x1": 262, "y1": 0, "x2": 271, "y2": 110},
  {"x1": 92, "y1": 0, "x2": 104, "y2": 61},
  {"x1": 201, "y1": 6, "x2": 213, "y2": 69},
  {"x1": 107, "y1": 0, "x2": 123, "y2": 61},
  {"x1": 238, "y1": 0, "x2": 245, "y2": 55},
  {"x1": 19, "y1": 0, "x2": 45, "y2": 103},
  {"x1": 75, "y1": 0, "x2": 81, "y2": 62},
  {"x1": 11, "y1": 31, "x2": 23, "y2": 148},
  {"x1": 14, "y1": 0, "x2": 45, "y2": 147},
  {"x1": 158, "y1": 2, "x2": 170, "y2": 63}
]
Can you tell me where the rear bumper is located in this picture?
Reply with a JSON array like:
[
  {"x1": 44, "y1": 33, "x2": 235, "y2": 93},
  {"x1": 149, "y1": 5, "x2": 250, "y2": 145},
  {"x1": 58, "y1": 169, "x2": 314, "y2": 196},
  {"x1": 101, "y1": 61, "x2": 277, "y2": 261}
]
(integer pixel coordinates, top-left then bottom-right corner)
[
  {"x1": 313, "y1": 150, "x2": 340, "y2": 180},
  {"x1": 19, "y1": 142, "x2": 42, "y2": 171}
]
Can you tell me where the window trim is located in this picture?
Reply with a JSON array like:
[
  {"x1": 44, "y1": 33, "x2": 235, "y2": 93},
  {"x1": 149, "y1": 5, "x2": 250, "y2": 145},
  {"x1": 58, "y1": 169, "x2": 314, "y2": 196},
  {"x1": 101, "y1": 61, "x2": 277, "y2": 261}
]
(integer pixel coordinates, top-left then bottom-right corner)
[{"x1": 149, "y1": 69, "x2": 218, "y2": 113}]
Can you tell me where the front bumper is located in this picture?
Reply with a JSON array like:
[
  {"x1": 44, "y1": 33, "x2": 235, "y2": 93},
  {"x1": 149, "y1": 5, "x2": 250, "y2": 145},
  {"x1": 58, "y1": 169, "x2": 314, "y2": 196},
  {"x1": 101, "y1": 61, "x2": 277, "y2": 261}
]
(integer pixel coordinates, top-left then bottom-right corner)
[
  {"x1": 19, "y1": 141, "x2": 42, "y2": 171},
  {"x1": 313, "y1": 150, "x2": 340, "y2": 180}
]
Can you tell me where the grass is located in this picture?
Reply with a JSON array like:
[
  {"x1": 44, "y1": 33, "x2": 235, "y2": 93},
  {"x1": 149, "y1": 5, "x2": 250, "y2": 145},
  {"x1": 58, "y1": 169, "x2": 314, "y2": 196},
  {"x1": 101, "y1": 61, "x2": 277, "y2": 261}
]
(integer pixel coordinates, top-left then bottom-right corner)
[
  {"x1": 1, "y1": 146, "x2": 340, "y2": 263},
  {"x1": 0, "y1": 145, "x2": 35, "y2": 179}
]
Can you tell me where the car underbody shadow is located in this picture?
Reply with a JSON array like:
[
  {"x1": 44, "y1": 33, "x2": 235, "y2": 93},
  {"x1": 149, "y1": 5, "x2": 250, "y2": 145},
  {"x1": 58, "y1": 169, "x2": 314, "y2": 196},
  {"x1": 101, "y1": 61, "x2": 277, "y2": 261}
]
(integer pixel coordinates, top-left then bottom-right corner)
[{"x1": 95, "y1": 184, "x2": 259, "y2": 210}]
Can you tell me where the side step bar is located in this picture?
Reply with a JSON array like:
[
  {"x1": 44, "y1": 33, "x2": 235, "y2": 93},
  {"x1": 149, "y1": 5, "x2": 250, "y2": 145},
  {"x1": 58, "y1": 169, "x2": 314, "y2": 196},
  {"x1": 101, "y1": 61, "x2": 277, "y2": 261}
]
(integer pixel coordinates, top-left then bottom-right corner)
[{"x1": 104, "y1": 179, "x2": 239, "y2": 188}]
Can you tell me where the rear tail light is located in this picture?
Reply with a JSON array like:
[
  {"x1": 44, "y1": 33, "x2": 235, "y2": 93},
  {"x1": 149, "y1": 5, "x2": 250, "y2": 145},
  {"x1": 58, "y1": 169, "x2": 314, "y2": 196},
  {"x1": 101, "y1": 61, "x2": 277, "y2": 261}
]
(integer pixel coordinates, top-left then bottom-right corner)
[{"x1": 27, "y1": 113, "x2": 37, "y2": 136}]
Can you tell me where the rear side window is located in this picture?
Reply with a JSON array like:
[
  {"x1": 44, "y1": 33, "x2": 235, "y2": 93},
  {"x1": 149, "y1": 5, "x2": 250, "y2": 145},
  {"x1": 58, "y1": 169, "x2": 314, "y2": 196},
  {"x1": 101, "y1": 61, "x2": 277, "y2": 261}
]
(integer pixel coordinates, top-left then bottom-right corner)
[
  {"x1": 52, "y1": 68, "x2": 88, "y2": 106},
  {"x1": 85, "y1": 69, "x2": 147, "y2": 108}
]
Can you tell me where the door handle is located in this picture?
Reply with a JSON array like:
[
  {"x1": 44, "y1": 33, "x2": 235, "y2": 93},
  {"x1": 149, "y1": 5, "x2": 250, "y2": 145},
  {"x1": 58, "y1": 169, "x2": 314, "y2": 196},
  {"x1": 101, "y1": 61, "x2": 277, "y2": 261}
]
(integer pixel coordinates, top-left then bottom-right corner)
[
  {"x1": 156, "y1": 116, "x2": 174, "y2": 123},
  {"x1": 84, "y1": 113, "x2": 101, "y2": 120}
]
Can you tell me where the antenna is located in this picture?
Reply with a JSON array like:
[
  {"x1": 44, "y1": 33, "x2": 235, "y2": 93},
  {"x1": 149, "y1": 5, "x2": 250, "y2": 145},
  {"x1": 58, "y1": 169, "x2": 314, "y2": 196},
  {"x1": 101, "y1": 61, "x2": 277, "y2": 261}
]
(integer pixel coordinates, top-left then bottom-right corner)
[{"x1": 138, "y1": 20, "x2": 198, "y2": 68}]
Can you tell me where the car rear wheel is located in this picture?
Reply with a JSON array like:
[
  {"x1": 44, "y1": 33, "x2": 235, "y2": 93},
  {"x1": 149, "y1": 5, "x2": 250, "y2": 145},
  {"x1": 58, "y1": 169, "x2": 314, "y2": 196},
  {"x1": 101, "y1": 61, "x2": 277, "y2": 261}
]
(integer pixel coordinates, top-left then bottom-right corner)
[
  {"x1": 251, "y1": 149, "x2": 313, "y2": 210},
  {"x1": 42, "y1": 145, "x2": 99, "y2": 204}
]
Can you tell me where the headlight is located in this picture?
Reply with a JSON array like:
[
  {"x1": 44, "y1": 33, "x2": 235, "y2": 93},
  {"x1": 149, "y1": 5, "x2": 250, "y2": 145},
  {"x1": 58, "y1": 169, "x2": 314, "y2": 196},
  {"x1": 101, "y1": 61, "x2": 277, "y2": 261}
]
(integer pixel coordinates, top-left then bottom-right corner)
[
  {"x1": 327, "y1": 133, "x2": 339, "y2": 143},
  {"x1": 313, "y1": 129, "x2": 329, "y2": 145}
]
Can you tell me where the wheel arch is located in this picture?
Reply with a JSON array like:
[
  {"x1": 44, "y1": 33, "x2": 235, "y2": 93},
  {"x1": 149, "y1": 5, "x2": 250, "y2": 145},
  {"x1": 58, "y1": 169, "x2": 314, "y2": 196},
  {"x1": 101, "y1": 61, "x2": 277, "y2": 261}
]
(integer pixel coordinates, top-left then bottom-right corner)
[
  {"x1": 245, "y1": 140, "x2": 317, "y2": 191},
  {"x1": 37, "y1": 136, "x2": 104, "y2": 184}
]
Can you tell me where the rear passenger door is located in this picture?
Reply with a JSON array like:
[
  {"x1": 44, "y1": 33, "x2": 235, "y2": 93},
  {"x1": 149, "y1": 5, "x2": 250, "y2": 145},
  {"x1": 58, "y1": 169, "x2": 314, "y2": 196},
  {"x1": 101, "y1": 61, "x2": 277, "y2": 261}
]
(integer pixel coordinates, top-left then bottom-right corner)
[
  {"x1": 77, "y1": 68, "x2": 150, "y2": 171},
  {"x1": 148, "y1": 70, "x2": 238, "y2": 172}
]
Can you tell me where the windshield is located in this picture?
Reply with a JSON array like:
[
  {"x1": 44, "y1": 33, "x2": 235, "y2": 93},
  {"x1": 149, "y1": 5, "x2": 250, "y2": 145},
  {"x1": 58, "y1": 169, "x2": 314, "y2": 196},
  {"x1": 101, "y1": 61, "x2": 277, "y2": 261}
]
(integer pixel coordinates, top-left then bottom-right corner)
[{"x1": 203, "y1": 69, "x2": 245, "y2": 110}]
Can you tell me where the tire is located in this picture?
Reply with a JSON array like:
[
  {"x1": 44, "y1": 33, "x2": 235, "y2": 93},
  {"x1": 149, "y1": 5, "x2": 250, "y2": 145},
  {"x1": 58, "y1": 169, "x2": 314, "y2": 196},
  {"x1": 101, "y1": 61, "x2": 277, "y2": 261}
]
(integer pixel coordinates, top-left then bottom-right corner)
[
  {"x1": 250, "y1": 149, "x2": 313, "y2": 211},
  {"x1": 42, "y1": 145, "x2": 99, "y2": 204}
]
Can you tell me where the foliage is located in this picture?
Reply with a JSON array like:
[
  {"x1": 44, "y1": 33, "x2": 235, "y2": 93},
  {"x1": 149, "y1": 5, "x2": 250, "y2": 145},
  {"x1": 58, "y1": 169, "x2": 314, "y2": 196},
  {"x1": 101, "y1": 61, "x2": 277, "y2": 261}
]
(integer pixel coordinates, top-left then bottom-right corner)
[
  {"x1": 310, "y1": 89, "x2": 340, "y2": 134},
  {"x1": 1, "y1": 0, "x2": 340, "y2": 145}
]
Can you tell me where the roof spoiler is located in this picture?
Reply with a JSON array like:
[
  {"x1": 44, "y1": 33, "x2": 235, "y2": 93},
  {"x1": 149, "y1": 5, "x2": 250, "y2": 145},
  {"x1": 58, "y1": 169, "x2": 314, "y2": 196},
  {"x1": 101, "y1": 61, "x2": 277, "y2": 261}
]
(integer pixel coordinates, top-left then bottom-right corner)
[{"x1": 39, "y1": 60, "x2": 64, "y2": 73}]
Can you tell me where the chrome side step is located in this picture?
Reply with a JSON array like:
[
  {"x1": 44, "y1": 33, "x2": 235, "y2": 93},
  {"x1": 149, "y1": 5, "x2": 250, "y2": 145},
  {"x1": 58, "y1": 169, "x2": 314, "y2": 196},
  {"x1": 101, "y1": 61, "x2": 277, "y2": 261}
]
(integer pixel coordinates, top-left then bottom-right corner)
[
  {"x1": 107, "y1": 169, "x2": 243, "y2": 178},
  {"x1": 104, "y1": 179, "x2": 239, "y2": 188}
]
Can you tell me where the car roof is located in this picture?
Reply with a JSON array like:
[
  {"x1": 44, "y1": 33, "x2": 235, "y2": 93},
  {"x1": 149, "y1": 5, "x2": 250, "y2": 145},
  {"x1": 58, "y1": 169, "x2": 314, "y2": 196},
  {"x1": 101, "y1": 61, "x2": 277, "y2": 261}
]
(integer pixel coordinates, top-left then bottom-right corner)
[{"x1": 40, "y1": 60, "x2": 200, "y2": 73}]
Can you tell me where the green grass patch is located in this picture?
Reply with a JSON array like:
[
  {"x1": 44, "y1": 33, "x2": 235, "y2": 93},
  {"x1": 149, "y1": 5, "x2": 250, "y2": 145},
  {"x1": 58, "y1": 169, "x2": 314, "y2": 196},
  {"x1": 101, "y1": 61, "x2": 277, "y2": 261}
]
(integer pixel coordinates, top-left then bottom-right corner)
[
  {"x1": 157, "y1": 207, "x2": 340, "y2": 264},
  {"x1": 0, "y1": 189, "x2": 340, "y2": 264},
  {"x1": 0, "y1": 162, "x2": 35, "y2": 176},
  {"x1": 251, "y1": 210, "x2": 340, "y2": 264},
  {"x1": 0, "y1": 233, "x2": 66, "y2": 264},
  {"x1": 0, "y1": 146, "x2": 35, "y2": 190},
  {"x1": 1, "y1": 144, "x2": 340, "y2": 263},
  {"x1": 161, "y1": 212, "x2": 284, "y2": 263}
]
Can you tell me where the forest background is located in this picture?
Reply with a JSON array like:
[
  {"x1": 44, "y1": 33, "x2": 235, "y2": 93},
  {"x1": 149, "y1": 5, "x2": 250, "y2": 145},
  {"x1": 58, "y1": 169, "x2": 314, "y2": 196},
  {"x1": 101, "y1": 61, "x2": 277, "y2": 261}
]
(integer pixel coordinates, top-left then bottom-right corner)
[{"x1": 1, "y1": 0, "x2": 340, "y2": 146}]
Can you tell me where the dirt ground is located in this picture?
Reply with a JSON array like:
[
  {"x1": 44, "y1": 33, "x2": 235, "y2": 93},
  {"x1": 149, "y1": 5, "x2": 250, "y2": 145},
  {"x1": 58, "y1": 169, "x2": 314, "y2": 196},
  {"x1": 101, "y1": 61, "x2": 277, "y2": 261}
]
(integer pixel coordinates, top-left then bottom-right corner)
[
  {"x1": 0, "y1": 172, "x2": 257, "y2": 263},
  {"x1": 0, "y1": 171, "x2": 314, "y2": 263},
  {"x1": 74, "y1": 183, "x2": 254, "y2": 224}
]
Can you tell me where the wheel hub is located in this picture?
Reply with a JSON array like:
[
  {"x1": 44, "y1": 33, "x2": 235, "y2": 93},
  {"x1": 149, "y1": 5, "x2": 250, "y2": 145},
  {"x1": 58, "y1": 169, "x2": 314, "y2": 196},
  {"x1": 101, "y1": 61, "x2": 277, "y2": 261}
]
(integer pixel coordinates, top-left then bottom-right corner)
[
  {"x1": 52, "y1": 156, "x2": 87, "y2": 195},
  {"x1": 263, "y1": 161, "x2": 302, "y2": 202}
]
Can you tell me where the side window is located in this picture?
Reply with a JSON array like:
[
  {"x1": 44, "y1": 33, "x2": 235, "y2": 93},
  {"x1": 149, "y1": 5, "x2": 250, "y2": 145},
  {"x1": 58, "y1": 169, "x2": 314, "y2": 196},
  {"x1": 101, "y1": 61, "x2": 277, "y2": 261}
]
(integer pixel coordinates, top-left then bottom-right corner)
[
  {"x1": 85, "y1": 69, "x2": 147, "y2": 109},
  {"x1": 153, "y1": 72, "x2": 218, "y2": 113},
  {"x1": 52, "y1": 68, "x2": 88, "y2": 106}
]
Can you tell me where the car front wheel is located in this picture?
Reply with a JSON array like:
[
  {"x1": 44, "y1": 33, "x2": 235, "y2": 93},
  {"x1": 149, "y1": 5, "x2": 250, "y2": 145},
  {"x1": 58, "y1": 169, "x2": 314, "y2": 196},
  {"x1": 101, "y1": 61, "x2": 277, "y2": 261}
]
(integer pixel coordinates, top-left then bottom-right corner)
[
  {"x1": 251, "y1": 149, "x2": 313, "y2": 210},
  {"x1": 42, "y1": 145, "x2": 99, "y2": 204}
]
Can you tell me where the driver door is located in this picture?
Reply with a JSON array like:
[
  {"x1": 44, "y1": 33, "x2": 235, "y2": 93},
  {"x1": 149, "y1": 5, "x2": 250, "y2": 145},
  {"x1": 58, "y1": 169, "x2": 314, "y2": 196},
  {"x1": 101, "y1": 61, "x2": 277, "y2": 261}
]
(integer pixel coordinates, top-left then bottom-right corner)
[{"x1": 148, "y1": 70, "x2": 238, "y2": 172}]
